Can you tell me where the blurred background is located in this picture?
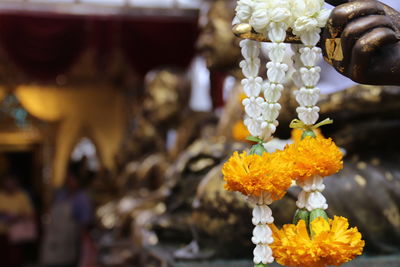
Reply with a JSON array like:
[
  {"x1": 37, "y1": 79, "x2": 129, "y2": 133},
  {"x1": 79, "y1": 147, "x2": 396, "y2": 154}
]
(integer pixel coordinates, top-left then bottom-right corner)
[{"x1": 0, "y1": 0, "x2": 398, "y2": 267}]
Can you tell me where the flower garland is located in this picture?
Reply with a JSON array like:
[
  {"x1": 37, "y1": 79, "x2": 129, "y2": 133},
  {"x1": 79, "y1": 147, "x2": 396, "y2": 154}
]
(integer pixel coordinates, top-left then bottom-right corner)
[
  {"x1": 284, "y1": 135, "x2": 343, "y2": 212},
  {"x1": 270, "y1": 216, "x2": 365, "y2": 267},
  {"x1": 289, "y1": 0, "x2": 333, "y2": 218},
  {"x1": 235, "y1": 1, "x2": 295, "y2": 264},
  {"x1": 223, "y1": 151, "x2": 295, "y2": 265},
  {"x1": 226, "y1": 1, "x2": 365, "y2": 266},
  {"x1": 239, "y1": 0, "x2": 291, "y2": 142}
]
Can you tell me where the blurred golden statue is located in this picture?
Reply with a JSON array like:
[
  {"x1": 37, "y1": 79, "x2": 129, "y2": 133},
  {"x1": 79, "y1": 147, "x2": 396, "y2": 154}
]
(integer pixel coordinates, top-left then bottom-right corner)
[
  {"x1": 96, "y1": 67, "x2": 218, "y2": 266},
  {"x1": 115, "y1": 67, "x2": 217, "y2": 193}
]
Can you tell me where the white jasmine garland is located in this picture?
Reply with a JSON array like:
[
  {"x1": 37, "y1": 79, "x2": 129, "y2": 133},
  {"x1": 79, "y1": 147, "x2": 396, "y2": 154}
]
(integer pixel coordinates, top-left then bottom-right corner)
[
  {"x1": 239, "y1": 37, "x2": 287, "y2": 142},
  {"x1": 259, "y1": 32, "x2": 288, "y2": 141},
  {"x1": 236, "y1": 0, "x2": 331, "y2": 141},
  {"x1": 248, "y1": 192, "x2": 274, "y2": 264},
  {"x1": 234, "y1": 0, "x2": 331, "y2": 264},
  {"x1": 292, "y1": 14, "x2": 329, "y2": 126},
  {"x1": 240, "y1": 39, "x2": 265, "y2": 137},
  {"x1": 290, "y1": 44, "x2": 304, "y2": 88}
]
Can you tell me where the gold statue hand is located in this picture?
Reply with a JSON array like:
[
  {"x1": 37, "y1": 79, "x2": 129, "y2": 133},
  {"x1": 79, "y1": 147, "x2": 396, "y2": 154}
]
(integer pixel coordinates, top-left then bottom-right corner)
[{"x1": 322, "y1": 0, "x2": 400, "y2": 85}]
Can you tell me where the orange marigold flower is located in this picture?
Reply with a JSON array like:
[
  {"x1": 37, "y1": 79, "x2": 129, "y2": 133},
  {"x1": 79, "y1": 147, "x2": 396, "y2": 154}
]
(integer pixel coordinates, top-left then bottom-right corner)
[
  {"x1": 270, "y1": 216, "x2": 365, "y2": 267},
  {"x1": 232, "y1": 121, "x2": 250, "y2": 142},
  {"x1": 283, "y1": 136, "x2": 343, "y2": 182},
  {"x1": 222, "y1": 151, "x2": 294, "y2": 200}
]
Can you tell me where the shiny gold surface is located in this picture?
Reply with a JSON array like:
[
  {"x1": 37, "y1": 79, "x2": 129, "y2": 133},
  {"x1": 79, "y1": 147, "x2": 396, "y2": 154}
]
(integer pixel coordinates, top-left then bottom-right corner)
[
  {"x1": 0, "y1": 129, "x2": 41, "y2": 149},
  {"x1": 325, "y1": 37, "x2": 344, "y2": 62},
  {"x1": 143, "y1": 69, "x2": 189, "y2": 126},
  {"x1": 16, "y1": 84, "x2": 127, "y2": 187}
]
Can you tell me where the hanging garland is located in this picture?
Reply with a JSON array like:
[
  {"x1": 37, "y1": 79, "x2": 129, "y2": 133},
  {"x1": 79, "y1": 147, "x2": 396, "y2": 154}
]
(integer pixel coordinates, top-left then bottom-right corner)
[{"x1": 223, "y1": 1, "x2": 365, "y2": 266}]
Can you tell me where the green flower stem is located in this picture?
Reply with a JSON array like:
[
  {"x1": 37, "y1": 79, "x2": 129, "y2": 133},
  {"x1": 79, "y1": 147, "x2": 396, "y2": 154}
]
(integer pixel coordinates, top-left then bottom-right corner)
[
  {"x1": 249, "y1": 143, "x2": 267, "y2": 156},
  {"x1": 301, "y1": 130, "x2": 316, "y2": 139},
  {"x1": 293, "y1": 208, "x2": 310, "y2": 225},
  {"x1": 254, "y1": 264, "x2": 268, "y2": 267},
  {"x1": 309, "y1": 209, "x2": 329, "y2": 238},
  {"x1": 309, "y1": 209, "x2": 329, "y2": 222},
  {"x1": 289, "y1": 118, "x2": 334, "y2": 140}
]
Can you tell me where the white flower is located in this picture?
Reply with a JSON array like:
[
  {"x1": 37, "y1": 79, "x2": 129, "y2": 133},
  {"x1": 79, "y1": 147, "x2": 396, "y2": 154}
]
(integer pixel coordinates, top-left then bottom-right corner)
[
  {"x1": 250, "y1": 0, "x2": 292, "y2": 33},
  {"x1": 291, "y1": 0, "x2": 324, "y2": 18},
  {"x1": 267, "y1": 22, "x2": 288, "y2": 42},
  {"x1": 252, "y1": 204, "x2": 274, "y2": 225},
  {"x1": 300, "y1": 66, "x2": 321, "y2": 87},
  {"x1": 290, "y1": 0, "x2": 306, "y2": 17},
  {"x1": 244, "y1": 117, "x2": 263, "y2": 137},
  {"x1": 270, "y1": 7, "x2": 291, "y2": 23},
  {"x1": 261, "y1": 102, "x2": 281, "y2": 121},
  {"x1": 260, "y1": 121, "x2": 278, "y2": 139},
  {"x1": 296, "y1": 190, "x2": 307, "y2": 209},
  {"x1": 249, "y1": 191, "x2": 274, "y2": 206},
  {"x1": 242, "y1": 77, "x2": 263, "y2": 97},
  {"x1": 250, "y1": 6, "x2": 269, "y2": 33},
  {"x1": 254, "y1": 244, "x2": 274, "y2": 264},
  {"x1": 297, "y1": 187, "x2": 328, "y2": 211},
  {"x1": 264, "y1": 82, "x2": 283, "y2": 103},
  {"x1": 297, "y1": 175, "x2": 326, "y2": 192},
  {"x1": 235, "y1": 0, "x2": 255, "y2": 23},
  {"x1": 267, "y1": 43, "x2": 287, "y2": 62},
  {"x1": 296, "y1": 106, "x2": 320, "y2": 125},
  {"x1": 243, "y1": 97, "x2": 265, "y2": 118},
  {"x1": 252, "y1": 224, "x2": 273, "y2": 244},
  {"x1": 299, "y1": 46, "x2": 321, "y2": 67},
  {"x1": 306, "y1": 191, "x2": 328, "y2": 211},
  {"x1": 240, "y1": 59, "x2": 261, "y2": 78},
  {"x1": 294, "y1": 87, "x2": 320, "y2": 107},
  {"x1": 267, "y1": 62, "x2": 288, "y2": 83},
  {"x1": 299, "y1": 28, "x2": 321, "y2": 46},
  {"x1": 293, "y1": 16, "x2": 318, "y2": 33},
  {"x1": 241, "y1": 40, "x2": 261, "y2": 59}
]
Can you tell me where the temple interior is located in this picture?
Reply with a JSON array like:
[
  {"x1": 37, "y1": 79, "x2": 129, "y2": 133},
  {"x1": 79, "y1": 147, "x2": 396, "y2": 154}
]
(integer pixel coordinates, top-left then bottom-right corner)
[{"x1": 0, "y1": 0, "x2": 398, "y2": 267}]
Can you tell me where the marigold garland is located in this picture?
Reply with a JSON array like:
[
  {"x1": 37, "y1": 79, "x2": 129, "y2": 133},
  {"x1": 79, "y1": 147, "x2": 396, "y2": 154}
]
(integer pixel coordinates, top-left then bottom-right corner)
[
  {"x1": 270, "y1": 216, "x2": 365, "y2": 267},
  {"x1": 283, "y1": 136, "x2": 343, "y2": 182},
  {"x1": 222, "y1": 151, "x2": 294, "y2": 200}
]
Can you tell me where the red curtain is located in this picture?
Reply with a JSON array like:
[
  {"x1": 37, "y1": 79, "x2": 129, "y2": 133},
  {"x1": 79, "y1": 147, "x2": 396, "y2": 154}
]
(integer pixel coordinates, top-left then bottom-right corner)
[
  {"x1": 0, "y1": 14, "x2": 87, "y2": 80},
  {"x1": 0, "y1": 12, "x2": 199, "y2": 81},
  {"x1": 120, "y1": 17, "x2": 199, "y2": 76},
  {"x1": 210, "y1": 71, "x2": 226, "y2": 109},
  {"x1": 88, "y1": 18, "x2": 118, "y2": 72}
]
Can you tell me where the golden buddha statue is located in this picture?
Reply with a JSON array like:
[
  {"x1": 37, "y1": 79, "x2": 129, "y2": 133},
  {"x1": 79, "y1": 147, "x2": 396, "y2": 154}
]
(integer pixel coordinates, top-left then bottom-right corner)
[
  {"x1": 96, "y1": 67, "x2": 219, "y2": 265},
  {"x1": 115, "y1": 67, "x2": 217, "y2": 192}
]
